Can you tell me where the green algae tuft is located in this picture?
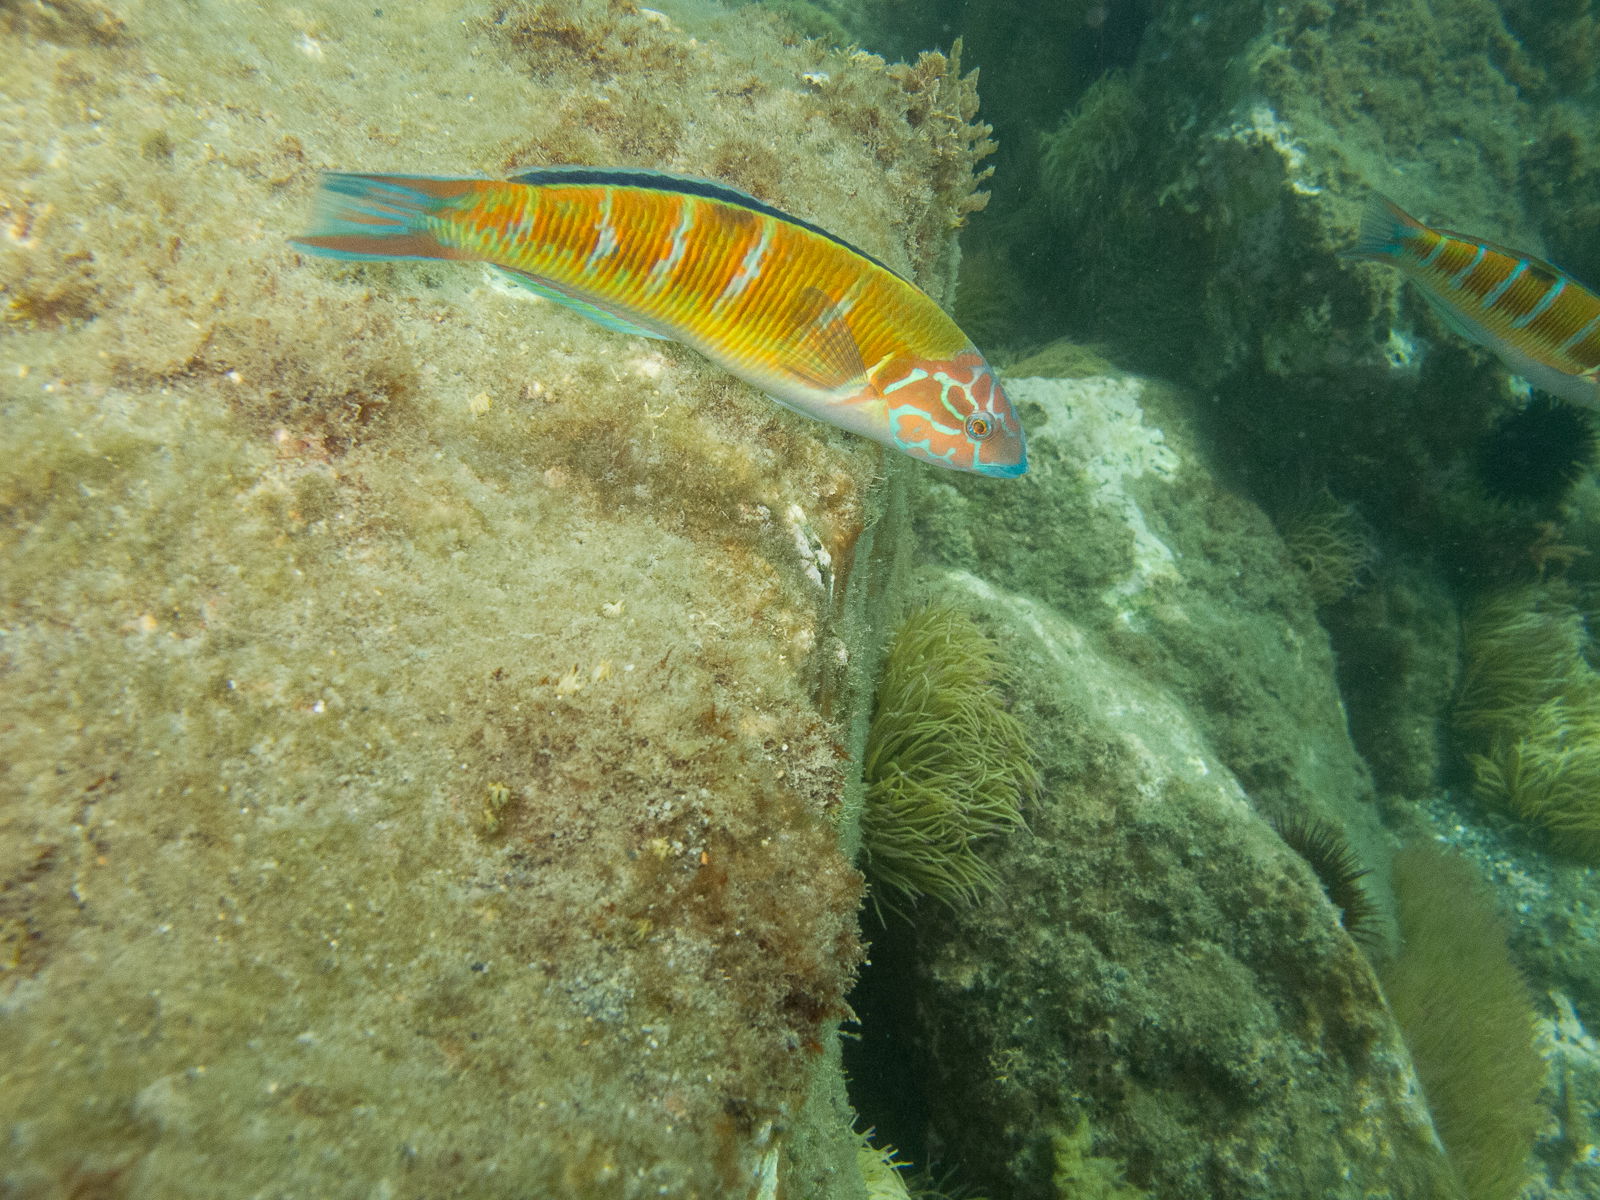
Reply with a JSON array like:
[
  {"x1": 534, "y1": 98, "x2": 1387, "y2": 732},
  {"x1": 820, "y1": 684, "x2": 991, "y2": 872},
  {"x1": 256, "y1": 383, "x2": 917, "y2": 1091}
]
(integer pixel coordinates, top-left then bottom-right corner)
[
  {"x1": 1456, "y1": 584, "x2": 1600, "y2": 859},
  {"x1": 1051, "y1": 1111, "x2": 1150, "y2": 1200},
  {"x1": 1276, "y1": 488, "x2": 1374, "y2": 607},
  {"x1": 1039, "y1": 73, "x2": 1140, "y2": 219},
  {"x1": 1382, "y1": 845, "x2": 1544, "y2": 1200},
  {"x1": 860, "y1": 606, "x2": 1035, "y2": 908}
]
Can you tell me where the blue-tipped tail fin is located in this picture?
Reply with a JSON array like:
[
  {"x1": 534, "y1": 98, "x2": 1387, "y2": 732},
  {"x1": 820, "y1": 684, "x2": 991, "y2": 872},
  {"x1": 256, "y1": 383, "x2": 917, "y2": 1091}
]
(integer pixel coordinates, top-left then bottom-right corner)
[
  {"x1": 1344, "y1": 193, "x2": 1427, "y2": 262},
  {"x1": 289, "y1": 172, "x2": 478, "y2": 261}
]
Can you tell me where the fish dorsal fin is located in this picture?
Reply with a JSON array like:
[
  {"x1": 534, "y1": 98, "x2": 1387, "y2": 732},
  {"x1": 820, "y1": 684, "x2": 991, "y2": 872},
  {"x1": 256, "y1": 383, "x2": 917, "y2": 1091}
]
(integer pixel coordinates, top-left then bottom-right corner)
[
  {"x1": 1428, "y1": 219, "x2": 1600, "y2": 293},
  {"x1": 506, "y1": 165, "x2": 765, "y2": 209},
  {"x1": 488, "y1": 264, "x2": 669, "y2": 340},
  {"x1": 776, "y1": 287, "x2": 869, "y2": 393}
]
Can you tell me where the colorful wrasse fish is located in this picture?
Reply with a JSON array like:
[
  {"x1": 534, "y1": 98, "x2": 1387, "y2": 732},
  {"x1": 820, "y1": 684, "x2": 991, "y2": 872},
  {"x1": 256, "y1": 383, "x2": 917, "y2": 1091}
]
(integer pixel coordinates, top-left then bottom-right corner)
[
  {"x1": 290, "y1": 167, "x2": 1026, "y2": 477},
  {"x1": 1347, "y1": 194, "x2": 1600, "y2": 408}
]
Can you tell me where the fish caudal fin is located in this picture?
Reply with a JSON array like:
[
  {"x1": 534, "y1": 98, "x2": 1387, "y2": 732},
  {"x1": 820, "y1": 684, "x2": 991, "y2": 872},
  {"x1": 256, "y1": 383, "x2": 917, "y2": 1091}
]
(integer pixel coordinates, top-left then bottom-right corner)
[
  {"x1": 289, "y1": 172, "x2": 479, "y2": 261},
  {"x1": 1345, "y1": 193, "x2": 1427, "y2": 262}
]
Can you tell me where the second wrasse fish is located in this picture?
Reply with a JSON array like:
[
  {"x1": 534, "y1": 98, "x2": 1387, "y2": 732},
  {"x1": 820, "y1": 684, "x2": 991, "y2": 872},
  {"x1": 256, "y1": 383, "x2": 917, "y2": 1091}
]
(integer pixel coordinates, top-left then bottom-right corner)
[
  {"x1": 1348, "y1": 194, "x2": 1600, "y2": 407},
  {"x1": 290, "y1": 167, "x2": 1026, "y2": 477}
]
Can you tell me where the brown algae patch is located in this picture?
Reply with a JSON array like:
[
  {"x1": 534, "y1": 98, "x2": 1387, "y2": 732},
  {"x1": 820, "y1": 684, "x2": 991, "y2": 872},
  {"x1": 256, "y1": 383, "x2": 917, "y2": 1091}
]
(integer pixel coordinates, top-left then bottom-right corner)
[{"x1": 0, "y1": 0, "x2": 996, "y2": 1195}]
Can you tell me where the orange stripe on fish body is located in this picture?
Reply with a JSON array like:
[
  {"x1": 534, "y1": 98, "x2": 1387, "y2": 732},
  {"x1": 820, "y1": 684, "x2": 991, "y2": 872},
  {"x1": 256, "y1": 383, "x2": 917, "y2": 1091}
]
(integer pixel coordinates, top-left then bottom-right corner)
[
  {"x1": 1347, "y1": 194, "x2": 1600, "y2": 408},
  {"x1": 292, "y1": 168, "x2": 1026, "y2": 477}
]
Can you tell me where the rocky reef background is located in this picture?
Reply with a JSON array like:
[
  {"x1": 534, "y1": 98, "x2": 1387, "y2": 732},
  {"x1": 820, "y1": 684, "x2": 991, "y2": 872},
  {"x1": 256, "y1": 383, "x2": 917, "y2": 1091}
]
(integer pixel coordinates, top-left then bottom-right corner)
[
  {"x1": 748, "y1": 1, "x2": 1600, "y2": 1199},
  {"x1": 9, "y1": 0, "x2": 1600, "y2": 1198}
]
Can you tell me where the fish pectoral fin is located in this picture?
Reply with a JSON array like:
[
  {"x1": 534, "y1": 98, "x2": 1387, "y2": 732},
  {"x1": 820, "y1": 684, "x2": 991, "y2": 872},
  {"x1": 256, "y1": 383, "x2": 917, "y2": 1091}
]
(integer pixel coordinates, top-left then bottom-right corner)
[
  {"x1": 771, "y1": 286, "x2": 869, "y2": 393},
  {"x1": 487, "y1": 265, "x2": 669, "y2": 340},
  {"x1": 1417, "y1": 287, "x2": 1490, "y2": 344}
]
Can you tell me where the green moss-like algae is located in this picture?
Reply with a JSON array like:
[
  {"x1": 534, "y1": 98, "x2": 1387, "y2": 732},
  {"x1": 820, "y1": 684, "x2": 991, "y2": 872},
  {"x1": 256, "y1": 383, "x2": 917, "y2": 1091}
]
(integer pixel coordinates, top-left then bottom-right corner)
[
  {"x1": 1455, "y1": 586, "x2": 1588, "y2": 739},
  {"x1": 860, "y1": 606, "x2": 1035, "y2": 908},
  {"x1": 1469, "y1": 697, "x2": 1600, "y2": 861},
  {"x1": 1276, "y1": 489, "x2": 1374, "y2": 607},
  {"x1": 1382, "y1": 845, "x2": 1543, "y2": 1200},
  {"x1": 1050, "y1": 1112, "x2": 1150, "y2": 1200},
  {"x1": 1455, "y1": 585, "x2": 1600, "y2": 859},
  {"x1": 1038, "y1": 72, "x2": 1139, "y2": 219}
]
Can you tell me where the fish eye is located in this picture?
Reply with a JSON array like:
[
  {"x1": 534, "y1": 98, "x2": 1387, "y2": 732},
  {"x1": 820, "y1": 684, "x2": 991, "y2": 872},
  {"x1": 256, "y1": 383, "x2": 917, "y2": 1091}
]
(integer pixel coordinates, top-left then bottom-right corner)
[{"x1": 965, "y1": 412, "x2": 996, "y2": 441}]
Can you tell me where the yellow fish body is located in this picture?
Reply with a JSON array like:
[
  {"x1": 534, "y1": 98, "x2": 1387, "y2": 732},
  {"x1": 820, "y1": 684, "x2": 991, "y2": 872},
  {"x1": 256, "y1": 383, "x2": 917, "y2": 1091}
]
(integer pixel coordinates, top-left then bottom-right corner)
[
  {"x1": 1349, "y1": 194, "x2": 1600, "y2": 407},
  {"x1": 292, "y1": 168, "x2": 1026, "y2": 476}
]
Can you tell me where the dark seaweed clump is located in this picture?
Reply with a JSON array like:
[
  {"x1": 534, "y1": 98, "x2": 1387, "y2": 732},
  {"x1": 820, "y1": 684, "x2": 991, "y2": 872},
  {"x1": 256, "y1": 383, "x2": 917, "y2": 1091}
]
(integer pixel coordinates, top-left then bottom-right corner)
[
  {"x1": 1476, "y1": 396, "x2": 1597, "y2": 507},
  {"x1": 1272, "y1": 815, "x2": 1378, "y2": 945}
]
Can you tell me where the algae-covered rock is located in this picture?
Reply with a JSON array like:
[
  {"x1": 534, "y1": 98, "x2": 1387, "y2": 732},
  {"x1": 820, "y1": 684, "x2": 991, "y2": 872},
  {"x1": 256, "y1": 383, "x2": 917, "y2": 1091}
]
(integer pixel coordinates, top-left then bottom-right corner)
[
  {"x1": 0, "y1": 2, "x2": 996, "y2": 1196},
  {"x1": 915, "y1": 370, "x2": 1379, "y2": 831},
  {"x1": 853, "y1": 0, "x2": 1600, "y2": 800},
  {"x1": 850, "y1": 367, "x2": 1463, "y2": 1199},
  {"x1": 760, "y1": 2, "x2": 1600, "y2": 1189}
]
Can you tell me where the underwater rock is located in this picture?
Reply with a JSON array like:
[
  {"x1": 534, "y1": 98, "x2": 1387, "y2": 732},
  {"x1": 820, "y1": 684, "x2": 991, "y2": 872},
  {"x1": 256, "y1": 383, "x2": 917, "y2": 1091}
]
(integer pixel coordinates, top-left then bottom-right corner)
[
  {"x1": 1319, "y1": 560, "x2": 1460, "y2": 800},
  {"x1": 912, "y1": 368, "x2": 1380, "y2": 832},
  {"x1": 1105, "y1": 1, "x2": 1600, "y2": 797},
  {"x1": 0, "y1": 2, "x2": 996, "y2": 1196},
  {"x1": 877, "y1": 0, "x2": 1600, "y2": 802},
  {"x1": 898, "y1": 577, "x2": 1453, "y2": 1199},
  {"x1": 872, "y1": 366, "x2": 1465, "y2": 1199}
]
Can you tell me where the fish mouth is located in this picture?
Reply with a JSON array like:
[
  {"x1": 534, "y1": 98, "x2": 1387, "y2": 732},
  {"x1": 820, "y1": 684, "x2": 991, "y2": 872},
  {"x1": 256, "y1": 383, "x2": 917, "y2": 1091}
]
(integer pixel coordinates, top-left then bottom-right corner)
[{"x1": 976, "y1": 450, "x2": 1028, "y2": 479}]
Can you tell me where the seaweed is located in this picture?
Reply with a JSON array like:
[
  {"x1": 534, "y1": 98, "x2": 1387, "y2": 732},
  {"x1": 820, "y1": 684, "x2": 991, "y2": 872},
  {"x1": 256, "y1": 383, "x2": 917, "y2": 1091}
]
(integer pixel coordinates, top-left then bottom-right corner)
[
  {"x1": 860, "y1": 606, "x2": 1036, "y2": 908},
  {"x1": 1038, "y1": 73, "x2": 1140, "y2": 218},
  {"x1": 1454, "y1": 584, "x2": 1600, "y2": 859},
  {"x1": 1382, "y1": 845, "x2": 1543, "y2": 1200},
  {"x1": 1277, "y1": 488, "x2": 1374, "y2": 607}
]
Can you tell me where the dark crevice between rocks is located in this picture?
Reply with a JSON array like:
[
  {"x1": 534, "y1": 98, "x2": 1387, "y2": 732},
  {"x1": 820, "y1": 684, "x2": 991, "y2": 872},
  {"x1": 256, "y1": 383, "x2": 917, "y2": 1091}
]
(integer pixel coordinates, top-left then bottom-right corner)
[{"x1": 842, "y1": 909, "x2": 938, "y2": 1175}]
